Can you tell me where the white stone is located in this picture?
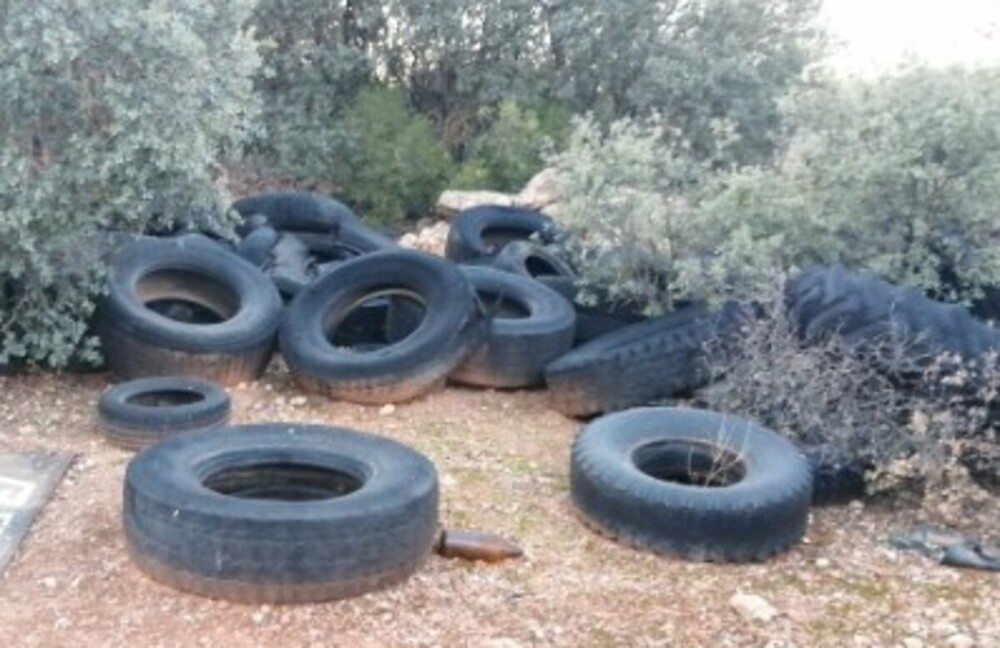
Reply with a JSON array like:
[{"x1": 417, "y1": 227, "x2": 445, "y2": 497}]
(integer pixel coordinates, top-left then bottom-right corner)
[
  {"x1": 729, "y1": 592, "x2": 779, "y2": 623},
  {"x1": 435, "y1": 190, "x2": 518, "y2": 219},
  {"x1": 379, "y1": 404, "x2": 396, "y2": 416}
]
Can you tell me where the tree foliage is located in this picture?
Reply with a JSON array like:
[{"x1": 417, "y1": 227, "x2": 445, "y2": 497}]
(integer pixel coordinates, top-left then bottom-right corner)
[
  {"x1": 704, "y1": 66, "x2": 1000, "y2": 302},
  {"x1": 554, "y1": 66, "x2": 1000, "y2": 314},
  {"x1": 0, "y1": 0, "x2": 260, "y2": 366},
  {"x1": 251, "y1": 0, "x2": 823, "y2": 196},
  {"x1": 335, "y1": 87, "x2": 454, "y2": 226}
]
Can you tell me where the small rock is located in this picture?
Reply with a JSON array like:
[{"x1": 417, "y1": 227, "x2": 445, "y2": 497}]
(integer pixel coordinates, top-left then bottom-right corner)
[
  {"x1": 902, "y1": 638, "x2": 924, "y2": 648},
  {"x1": 40, "y1": 577, "x2": 57, "y2": 590},
  {"x1": 815, "y1": 558, "x2": 831, "y2": 568},
  {"x1": 379, "y1": 404, "x2": 396, "y2": 416},
  {"x1": 946, "y1": 635, "x2": 975, "y2": 648},
  {"x1": 729, "y1": 592, "x2": 779, "y2": 623},
  {"x1": 289, "y1": 396, "x2": 307, "y2": 407}
]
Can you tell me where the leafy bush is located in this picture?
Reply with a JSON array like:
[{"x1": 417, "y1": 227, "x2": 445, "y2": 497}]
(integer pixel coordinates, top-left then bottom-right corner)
[
  {"x1": 0, "y1": 0, "x2": 261, "y2": 367},
  {"x1": 335, "y1": 86, "x2": 453, "y2": 226},
  {"x1": 547, "y1": 116, "x2": 785, "y2": 315},
  {"x1": 700, "y1": 291, "x2": 1000, "y2": 516},
  {"x1": 451, "y1": 101, "x2": 571, "y2": 193},
  {"x1": 553, "y1": 67, "x2": 1000, "y2": 315},
  {"x1": 706, "y1": 66, "x2": 1000, "y2": 303}
]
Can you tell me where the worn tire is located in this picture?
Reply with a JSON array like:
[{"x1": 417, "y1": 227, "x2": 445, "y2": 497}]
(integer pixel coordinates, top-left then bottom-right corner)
[
  {"x1": 124, "y1": 423, "x2": 439, "y2": 603},
  {"x1": 787, "y1": 264, "x2": 1000, "y2": 363},
  {"x1": 97, "y1": 377, "x2": 231, "y2": 450},
  {"x1": 280, "y1": 250, "x2": 486, "y2": 403},
  {"x1": 538, "y1": 277, "x2": 646, "y2": 344},
  {"x1": 450, "y1": 266, "x2": 575, "y2": 388},
  {"x1": 489, "y1": 241, "x2": 576, "y2": 281},
  {"x1": 545, "y1": 303, "x2": 748, "y2": 418},
  {"x1": 445, "y1": 206, "x2": 554, "y2": 263},
  {"x1": 98, "y1": 235, "x2": 283, "y2": 385},
  {"x1": 232, "y1": 191, "x2": 360, "y2": 233},
  {"x1": 571, "y1": 407, "x2": 812, "y2": 561}
]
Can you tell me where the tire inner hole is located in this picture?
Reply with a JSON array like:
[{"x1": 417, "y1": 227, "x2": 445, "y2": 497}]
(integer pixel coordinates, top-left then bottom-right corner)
[
  {"x1": 525, "y1": 254, "x2": 561, "y2": 277},
  {"x1": 477, "y1": 290, "x2": 529, "y2": 319},
  {"x1": 137, "y1": 269, "x2": 239, "y2": 324},
  {"x1": 126, "y1": 389, "x2": 206, "y2": 407},
  {"x1": 202, "y1": 462, "x2": 364, "y2": 502},
  {"x1": 632, "y1": 440, "x2": 747, "y2": 488},
  {"x1": 326, "y1": 290, "x2": 426, "y2": 353}
]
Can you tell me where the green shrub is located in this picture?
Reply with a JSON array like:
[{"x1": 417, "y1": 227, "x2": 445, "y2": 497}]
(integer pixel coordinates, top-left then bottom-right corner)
[
  {"x1": 0, "y1": 0, "x2": 261, "y2": 367},
  {"x1": 335, "y1": 86, "x2": 453, "y2": 226},
  {"x1": 547, "y1": 116, "x2": 783, "y2": 315},
  {"x1": 552, "y1": 67, "x2": 1000, "y2": 315},
  {"x1": 705, "y1": 66, "x2": 1000, "y2": 303},
  {"x1": 451, "y1": 101, "x2": 571, "y2": 192}
]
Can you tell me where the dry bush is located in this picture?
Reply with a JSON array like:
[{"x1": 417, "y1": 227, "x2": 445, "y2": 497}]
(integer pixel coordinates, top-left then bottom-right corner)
[{"x1": 698, "y1": 285, "x2": 1000, "y2": 523}]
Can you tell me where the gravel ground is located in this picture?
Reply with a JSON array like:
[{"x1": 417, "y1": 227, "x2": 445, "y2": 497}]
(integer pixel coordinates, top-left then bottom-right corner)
[{"x1": 0, "y1": 370, "x2": 997, "y2": 648}]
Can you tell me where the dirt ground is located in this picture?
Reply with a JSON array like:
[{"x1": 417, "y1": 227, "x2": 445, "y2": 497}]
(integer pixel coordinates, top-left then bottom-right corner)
[{"x1": 0, "y1": 369, "x2": 997, "y2": 648}]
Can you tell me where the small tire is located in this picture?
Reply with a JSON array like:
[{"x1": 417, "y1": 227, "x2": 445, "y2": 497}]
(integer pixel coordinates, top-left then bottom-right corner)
[
  {"x1": 98, "y1": 235, "x2": 283, "y2": 385},
  {"x1": 445, "y1": 206, "x2": 554, "y2": 263},
  {"x1": 124, "y1": 423, "x2": 439, "y2": 603},
  {"x1": 450, "y1": 266, "x2": 576, "y2": 388},
  {"x1": 545, "y1": 303, "x2": 748, "y2": 418},
  {"x1": 97, "y1": 376, "x2": 231, "y2": 450},
  {"x1": 570, "y1": 407, "x2": 813, "y2": 561},
  {"x1": 489, "y1": 241, "x2": 576, "y2": 281},
  {"x1": 280, "y1": 250, "x2": 486, "y2": 403}
]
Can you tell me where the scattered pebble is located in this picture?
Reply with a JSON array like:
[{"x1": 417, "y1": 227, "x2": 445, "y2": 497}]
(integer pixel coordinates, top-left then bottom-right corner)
[
  {"x1": 379, "y1": 404, "x2": 396, "y2": 416},
  {"x1": 730, "y1": 592, "x2": 779, "y2": 623}
]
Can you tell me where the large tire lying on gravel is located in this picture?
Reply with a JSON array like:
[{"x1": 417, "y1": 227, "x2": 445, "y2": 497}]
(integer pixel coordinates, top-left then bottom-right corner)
[
  {"x1": 280, "y1": 250, "x2": 486, "y2": 403},
  {"x1": 124, "y1": 423, "x2": 439, "y2": 603},
  {"x1": 98, "y1": 235, "x2": 283, "y2": 385},
  {"x1": 787, "y1": 264, "x2": 1000, "y2": 364},
  {"x1": 450, "y1": 266, "x2": 575, "y2": 388},
  {"x1": 545, "y1": 303, "x2": 749, "y2": 418},
  {"x1": 445, "y1": 205, "x2": 554, "y2": 263},
  {"x1": 570, "y1": 407, "x2": 812, "y2": 561},
  {"x1": 98, "y1": 376, "x2": 231, "y2": 450}
]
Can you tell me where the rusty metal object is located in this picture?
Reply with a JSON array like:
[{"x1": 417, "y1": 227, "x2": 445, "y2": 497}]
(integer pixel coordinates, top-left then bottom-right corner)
[{"x1": 435, "y1": 529, "x2": 524, "y2": 563}]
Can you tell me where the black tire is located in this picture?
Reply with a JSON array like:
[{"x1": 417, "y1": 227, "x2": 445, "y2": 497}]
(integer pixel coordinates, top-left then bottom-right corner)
[
  {"x1": 450, "y1": 266, "x2": 576, "y2": 388},
  {"x1": 538, "y1": 276, "x2": 646, "y2": 344},
  {"x1": 571, "y1": 407, "x2": 812, "y2": 561},
  {"x1": 280, "y1": 250, "x2": 486, "y2": 403},
  {"x1": 803, "y1": 448, "x2": 868, "y2": 506},
  {"x1": 98, "y1": 235, "x2": 283, "y2": 385},
  {"x1": 787, "y1": 264, "x2": 1000, "y2": 363},
  {"x1": 489, "y1": 241, "x2": 576, "y2": 281},
  {"x1": 232, "y1": 191, "x2": 361, "y2": 234},
  {"x1": 545, "y1": 303, "x2": 749, "y2": 418},
  {"x1": 445, "y1": 206, "x2": 554, "y2": 263},
  {"x1": 124, "y1": 423, "x2": 439, "y2": 603},
  {"x1": 97, "y1": 376, "x2": 231, "y2": 450}
]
